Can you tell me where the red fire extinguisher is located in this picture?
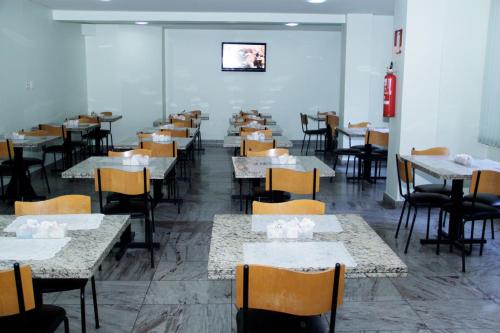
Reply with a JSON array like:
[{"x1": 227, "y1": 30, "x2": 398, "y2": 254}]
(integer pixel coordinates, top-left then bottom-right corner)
[{"x1": 383, "y1": 62, "x2": 396, "y2": 118}]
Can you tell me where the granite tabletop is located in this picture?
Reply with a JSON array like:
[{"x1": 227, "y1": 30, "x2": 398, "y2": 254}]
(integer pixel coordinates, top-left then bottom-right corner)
[
  {"x1": 61, "y1": 156, "x2": 177, "y2": 180},
  {"x1": 114, "y1": 137, "x2": 194, "y2": 151},
  {"x1": 208, "y1": 214, "x2": 408, "y2": 279},
  {"x1": 48, "y1": 123, "x2": 98, "y2": 133},
  {"x1": 232, "y1": 112, "x2": 272, "y2": 119},
  {"x1": 0, "y1": 215, "x2": 130, "y2": 279},
  {"x1": 337, "y1": 127, "x2": 389, "y2": 138},
  {"x1": 98, "y1": 114, "x2": 123, "y2": 123},
  {"x1": 228, "y1": 125, "x2": 282, "y2": 136},
  {"x1": 138, "y1": 127, "x2": 199, "y2": 137},
  {"x1": 223, "y1": 136, "x2": 293, "y2": 148},
  {"x1": 232, "y1": 156, "x2": 335, "y2": 179},
  {"x1": 153, "y1": 114, "x2": 209, "y2": 126},
  {"x1": 400, "y1": 155, "x2": 500, "y2": 180},
  {"x1": 0, "y1": 136, "x2": 61, "y2": 150}
]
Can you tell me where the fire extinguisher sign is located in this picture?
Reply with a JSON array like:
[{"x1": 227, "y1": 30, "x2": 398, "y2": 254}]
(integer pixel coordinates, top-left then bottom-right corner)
[{"x1": 394, "y1": 29, "x2": 403, "y2": 55}]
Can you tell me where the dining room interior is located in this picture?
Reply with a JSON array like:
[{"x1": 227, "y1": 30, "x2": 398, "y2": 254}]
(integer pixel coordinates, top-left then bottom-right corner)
[{"x1": 1, "y1": 0, "x2": 500, "y2": 332}]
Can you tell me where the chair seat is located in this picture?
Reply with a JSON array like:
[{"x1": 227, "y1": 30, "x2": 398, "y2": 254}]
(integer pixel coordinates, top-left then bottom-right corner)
[
  {"x1": 415, "y1": 183, "x2": 452, "y2": 196},
  {"x1": 236, "y1": 309, "x2": 327, "y2": 333},
  {"x1": 463, "y1": 193, "x2": 500, "y2": 208},
  {"x1": 332, "y1": 148, "x2": 362, "y2": 155},
  {"x1": 43, "y1": 145, "x2": 65, "y2": 153},
  {"x1": 1, "y1": 305, "x2": 67, "y2": 333},
  {"x1": 251, "y1": 190, "x2": 291, "y2": 203},
  {"x1": 2, "y1": 157, "x2": 43, "y2": 167},
  {"x1": 305, "y1": 128, "x2": 327, "y2": 135},
  {"x1": 407, "y1": 192, "x2": 450, "y2": 207},
  {"x1": 101, "y1": 199, "x2": 150, "y2": 216},
  {"x1": 442, "y1": 201, "x2": 500, "y2": 220}
]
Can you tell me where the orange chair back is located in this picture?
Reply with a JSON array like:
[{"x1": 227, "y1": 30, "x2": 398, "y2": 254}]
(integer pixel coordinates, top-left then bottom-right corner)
[
  {"x1": 0, "y1": 265, "x2": 36, "y2": 317},
  {"x1": 15, "y1": 195, "x2": 91, "y2": 215}
]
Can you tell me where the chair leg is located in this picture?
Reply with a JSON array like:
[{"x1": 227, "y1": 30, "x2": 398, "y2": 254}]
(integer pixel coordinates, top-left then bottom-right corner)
[
  {"x1": 395, "y1": 200, "x2": 407, "y2": 239},
  {"x1": 460, "y1": 222, "x2": 466, "y2": 272},
  {"x1": 301, "y1": 134, "x2": 306, "y2": 153},
  {"x1": 491, "y1": 219, "x2": 495, "y2": 239},
  {"x1": 404, "y1": 207, "x2": 418, "y2": 254},
  {"x1": 425, "y1": 207, "x2": 431, "y2": 240},
  {"x1": 80, "y1": 286, "x2": 87, "y2": 333},
  {"x1": 346, "y1": 156, "x2": 350, "y2": 175},
  {"x1": 469, "y1": 220, "x2": 475, "y2": 254},
  {"x1": 405, "y1": 202, "x2": 412, "y2": 228},
  {"x1": 64, "y1": 316, "x2": 70, "y2": 333},
  {"x1": 42, "y1": 165, "x2": 51, "y2": 194},
  {"x1": 437, "y1": 209, "x2": 443, "y2": 255},
  {"x1": 91, "y1": 276, "x2": 100, "y2": 329},
  {"x1": 480, "y1": 219, "x2": 487, "y2": 256},
  {"x1": 306, "y1": 135, "x2": 311, "y2": 155}
]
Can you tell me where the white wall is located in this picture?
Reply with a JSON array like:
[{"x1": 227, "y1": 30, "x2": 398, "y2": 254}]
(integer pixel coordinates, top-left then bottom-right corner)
[
  {"x1": 385, "y1": 0, "x2": 495, "y2": 201},
  {"x1": 84, "y1": 25, "x2": 163, "y2": 142},
  {"x1": 165, "y1": 28, "x2": 342, "y2": 140},
  {"x1": 0, "y1": 0, "x2": 86, "y2": 134},
  {"x1": 340, "y1": 14, "x2": 393, "y2": 147}
]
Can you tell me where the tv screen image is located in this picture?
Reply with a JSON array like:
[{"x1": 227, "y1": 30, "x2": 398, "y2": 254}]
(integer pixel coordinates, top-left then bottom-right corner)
[{"x1": 221, "y1": 42, "x2": 266, "y2": 72}]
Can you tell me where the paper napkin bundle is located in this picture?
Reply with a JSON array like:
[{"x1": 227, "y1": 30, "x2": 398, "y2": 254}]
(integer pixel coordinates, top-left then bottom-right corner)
[
  {"x1": 122, "y1": 155, "x2": 150, "y2": 166},
  {"x1": 152, "y1": 133, "x2": 172, "y2": 142},
  {"x1": 267, "y1": 217, "x2": 315, "y2": 239},
  {"x1": 454, "y1": 154, "x2": 473, "y2": 167},
  {"x1": 11, "y1": 132, "x2": 25, "y2": 140},
  {"x1": 16, "y1": 219, "x2": 67, "y2": 239},
  {"x1": 271, "y1": 155, "x2": 296, "y2": 165},
  {"x1": 247, "y1": 132, "x2": 266, "y2": 141}
]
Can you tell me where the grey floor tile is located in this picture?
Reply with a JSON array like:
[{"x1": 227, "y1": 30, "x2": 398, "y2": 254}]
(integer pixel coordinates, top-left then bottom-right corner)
[
  {"x1": 133, "y1": 304, "x2": 231, "y2": 333},
  {"x1": 153, "y1": 260, "x2": 208, "y2": 281},
  {"x1": 409, "y1": 299, "x2": 500, "y2": 329},
  {"x1": 55, "y1": 281, "x2": 150, "y2": 305},
  {"x1": 344, "y1": 278, "x2": 404, "y2": 301},
  {"x1": 144, "y1": 280, "x2": 231, "y2": 305}
]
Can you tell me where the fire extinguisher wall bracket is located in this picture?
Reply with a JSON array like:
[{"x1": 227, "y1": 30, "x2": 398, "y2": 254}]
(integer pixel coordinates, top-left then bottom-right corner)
[{"x1": 383, "y1": 68, "x2": 396, "y2": 118}]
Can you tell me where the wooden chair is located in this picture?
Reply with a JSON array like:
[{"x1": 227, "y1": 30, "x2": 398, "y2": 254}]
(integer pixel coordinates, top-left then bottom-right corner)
[
  {"x1": 79, "y1": 115, "x2": 112, "y2": 153},
  {"x1": 411, "y1": 147, "x2": 452, "y2": 195},
  {"x1": 253, "y1": 199, "x2": 325, "y2": 214},
  {"x1": 351, "y1": 130, "x2": 390, "y2": 182},
  {"x1": 240, "y1": 140, "x2": 275, "y2": 157},
  {"x1": 348, "y1": 121, "x2": 371, "y2": 128},
  {"x1": 394, "y1": 155, "x2": 450, "y2": 254},
  {"x1": 326, "y1": 115, "x2": 340, "y2": 154},
  {"x1": 235, "y1": 263, "x2": 345, "y2": 333},
  {"x1": 108, "y1": 149, "x2": 152, "y2": 157},
  {"x1": 246, "y1": 148, "x2": 289, "y2": 157},
  {"x1": 188, "y1": 110, "x2": 202, "y2": 118},
  {"x1": 39, "y1": 124, "x2": 73, "y2": 170},
  {"x1": 95, "y1": 168, "x2": 156, "y2": 267},
  {"x1": 0, "y1": 140, "x2": 14, "y2": 199},
  {"x1": 0, "y1": 263, "x2": 69, "y2": 333},
  {"x1": 437, "y1": 170, "x2": 500, "y2": 271},
  {"x1": 156, "y1": 129, "x2": 190, "y2": 138},
  {"x1": 101, "y1": 111, "x2": 113, "y2": 116},
  {"x1": 300, "y1": 113, "x2": 327, "y2": 155},
  {"x1": 240, "y1": 129, "x2": 272, "y2": 139},
  {"x1": 172, "y1": 118, "x2": 195, "y2": 128},
  {"x1": 1, "y1": 137, "x2": 51, "y2": 194},
  {"x1": 141, "y1": 141, "x2": 177, "y2": 158},
  {"x1": 241, "y1": 118, "x2": 266, "y2": 126},
  {"x1": 14, "y1": 195, "x2": 97, "y2": 331}
]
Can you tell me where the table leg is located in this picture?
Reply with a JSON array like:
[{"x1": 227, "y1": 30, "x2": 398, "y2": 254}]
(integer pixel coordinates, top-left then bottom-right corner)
[{"x1": 5, "y1": 147, "x2": 43, "y2": 202}]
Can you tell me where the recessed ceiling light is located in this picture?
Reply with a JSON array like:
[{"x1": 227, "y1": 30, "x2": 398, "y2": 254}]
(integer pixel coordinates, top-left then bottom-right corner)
[
  {"x1": 99, "y1": 0, "x2": 112, "y2": 2},
  {"x1": 135, "y1": 21, "x2": 149, "y2": 25},
  {"x1": 285, "y1": 23, "x2": 299, "y2": 27},
  {"x1": 307, "y1": 0, "x2": 327, "y2": 3}
]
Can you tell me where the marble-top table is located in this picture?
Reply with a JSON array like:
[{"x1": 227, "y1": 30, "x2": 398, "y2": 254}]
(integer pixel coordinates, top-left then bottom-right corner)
[
  {"x1": 138, "y1": 126, "x2": 199, "y2": 138},
  {"x1": 0, "y1": 136, "x2": 61, "y2": 151},
  {"x1": 223, "y1": 136, "x2": 293, "y2": 148},
  {"x1": 229, "y1": 118, "x2": 277, "y2": 126},
  {"x1": 228, "y1": 125, "x2": 283, "y2": 136},
  {"x1": 232, "y1": 156, "x2": 335, "y2": 179},
  {"x1": 69, "y1": 114, "x2": 123, "y2": 123},
  {"x1": 400, "y1": 155, "x2": 500, "y2": 180},
  {"x1": 0, "y1": 215, "x2": 130, "y2": 279},
  {"x1": 49, "y1": 123, "x2": 99, "y2": 133},
  {"x1": 114, "y1": 136, "x2": 194, "y2": 151},
  {"x1": 62, "y1": 156, "x2": 177, "y2": 180},
  {"x1": 337, "y1": 126, "x2": 389, "y2": 138},
  {"x1": 208, "y1": 214, "x2": 407, "y2": 279},
  {"x1": 153, "y1": 114, "x2": 209, "y2": 126},
  {"x1": 232, "y1": 112, "x2": 272, "y2": 119}
]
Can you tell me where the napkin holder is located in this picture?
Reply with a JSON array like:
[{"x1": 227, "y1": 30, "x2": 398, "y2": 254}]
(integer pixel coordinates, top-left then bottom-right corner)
[
  {"x1": 247, "y1": 132, "x2": 266, "y2": 141},
  {"x1": 122, "y1": 155, "x2": 150, "y2": 166},
  {"x1": 266, "y1": 218, "x2": 315, "y2": 239},
  {"x1": 11, "y1": 132, "x2": 25, "y2": 140},
  {"x1": 151, "y1": 133, "x2": 172, "y2": 143},
  {"x1": 160, "y1": 124, "x2": 175, "y2": 130},
  {"x1": 271, "y1": 156, "x2": 296, "y2": 165},
  {"x1": 66, "y1": 119, "x2": 80, "y2": 128}
]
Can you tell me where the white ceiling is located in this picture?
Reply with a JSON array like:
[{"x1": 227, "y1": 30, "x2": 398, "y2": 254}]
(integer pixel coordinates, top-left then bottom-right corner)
[{"x1": 32, "y1": 0, "x2": 395, "y2": 15}]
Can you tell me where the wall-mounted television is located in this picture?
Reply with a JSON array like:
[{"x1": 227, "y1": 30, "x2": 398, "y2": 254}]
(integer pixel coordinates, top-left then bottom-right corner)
[{"x1": 221, "y1": 42, "x2": 267, "y2": 72}]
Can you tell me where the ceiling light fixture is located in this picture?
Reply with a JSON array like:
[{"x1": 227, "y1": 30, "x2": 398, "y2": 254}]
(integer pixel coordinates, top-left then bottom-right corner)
[
  {"x1": 307, "y1": 0, "x2": 327, "y2": 3},
  {"x1": 285, "y1": 23, "x2": 299, "y2": 27},
  {"x1": 135, "y1": 21, "x2": 149, "y2": 25},
  {"x1": 99, "y1": 0, "x2": 112, "y2": 2}
]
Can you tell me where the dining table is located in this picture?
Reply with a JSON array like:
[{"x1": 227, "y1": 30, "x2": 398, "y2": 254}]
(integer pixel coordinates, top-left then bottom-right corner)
[
  {"x1": 0, "y1": 135, "x2": 61, "y2": 202},
  {"x1": 0, "y1": 214, "x2": 130, "y2": 333},
  {"x1": 114, "y1": 136, "x2": 194, "y2": 151},
  {"x1": 227, "y1": 125, "x2": 283, "y2": 136},
  {"x1": 229, "y1": 118, "x2": 277, "y2": 126},
  {"x1": 138, "y1": 126, "x2": 199, "y2": 138},
  {"x1": 223, "y1": 135, "x2": 293, "y2": 149},
  {"x1": 232, "y1": 156, "x2": 335, "y2": 210},
  {"x1": 208, "y1": 214, "x2": 407, "y2": 279},
  {"x1": 400, "y1": 155, "x2": 500, "y2": 246}
]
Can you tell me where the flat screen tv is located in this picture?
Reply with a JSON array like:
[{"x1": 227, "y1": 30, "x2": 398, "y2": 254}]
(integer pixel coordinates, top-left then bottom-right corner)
[{"x1": 221, "y1": 42, "x2": 267, "y2": 72}]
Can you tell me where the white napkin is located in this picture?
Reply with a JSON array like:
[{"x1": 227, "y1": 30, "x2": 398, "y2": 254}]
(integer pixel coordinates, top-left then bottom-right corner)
[
  {"x1": 172, "y1": 115, "x2": 186, "y2": 120},
  {"x1": 123, "y1": 155, "x2": 150, "y2": 166},
  {"x1": 0, "y1": 237, "x2": 71, "y2": 261},
  {"x1": 271, "y1": 155, "x2": 296, "y2": 165},
  {"x1": 454, "y1": 154, "x2": 473, "y2": 167},
  {"x1": 152, "y1": 133, "x2": 172, "y2": 142},
  {"x1": 160, "y1": 124, "x2": 175, "y2": 130},
  {"x1": 5, "y1": 214, "x2": 105, "y2": 233},
  {"x1": 246, "y1": 121, "x2": 264, "y2": 129},
  {"x1": 10, "y1": 132, "x2": 25, "y2": 140},
  {"x1": 15, "y1": 220, "x2": 67, "y2": 239}
]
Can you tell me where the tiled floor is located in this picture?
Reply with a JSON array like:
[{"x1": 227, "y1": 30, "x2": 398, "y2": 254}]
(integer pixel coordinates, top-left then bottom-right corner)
[{"x1": 2, "y1": 146, "x2": 500, "y2": 333}]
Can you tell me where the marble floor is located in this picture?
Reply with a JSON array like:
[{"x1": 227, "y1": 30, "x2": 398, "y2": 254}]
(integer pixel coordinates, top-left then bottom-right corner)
[{"x1": 1, "y1": 146, "x2": 500, "y2": 333}]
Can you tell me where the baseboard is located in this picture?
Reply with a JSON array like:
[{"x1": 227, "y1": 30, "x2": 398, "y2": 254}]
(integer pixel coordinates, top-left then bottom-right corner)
[{"x1": 383, "y1": 192, "x2": 403, "y2": 209}]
